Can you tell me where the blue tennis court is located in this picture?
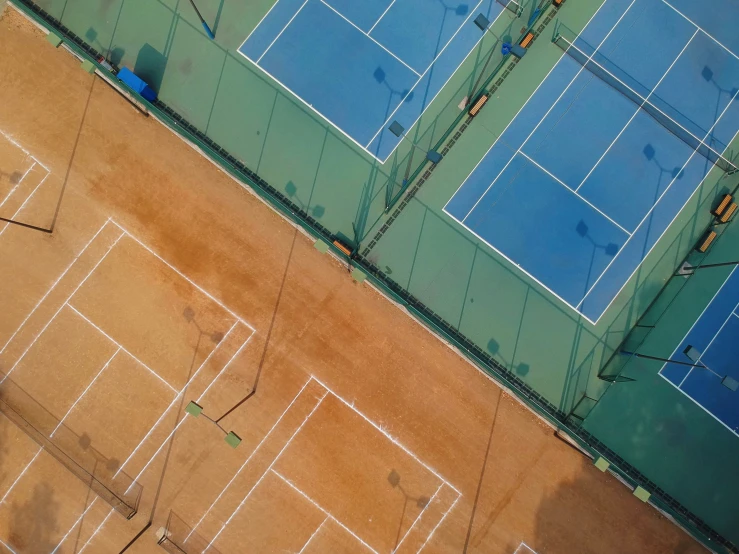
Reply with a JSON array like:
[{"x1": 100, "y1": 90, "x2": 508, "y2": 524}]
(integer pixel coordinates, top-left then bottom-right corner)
[
  {"x1": 444, "y1": 0, "x2": 739, "y2": 324},
  {"x1": 661, "y1": 266, "x2": 739, "y2": 435},
  {"x1": 238, "y1": 0, "x2": 507, "y2": 162}
]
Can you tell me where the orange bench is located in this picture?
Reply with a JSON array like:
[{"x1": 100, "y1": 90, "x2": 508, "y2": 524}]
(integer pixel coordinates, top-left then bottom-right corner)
[
  {"x1": 468, "y1": 94, "x2": 489, "y2": 117},
  {"x1": 519, "y1": 32, "x2": 535, "y2": 49},
  {"x1": 720, "y1": 202, "x2": 738, "y2": 223},
  {"x1": 712, "y1": 194, "x2": 732, "y2": 217},
  {"x1": 332, "y1": 240, "x2": 352, "y2": 256},
  {"x1": 697, "y1": 230, "x2": 717, "y2": 253}
]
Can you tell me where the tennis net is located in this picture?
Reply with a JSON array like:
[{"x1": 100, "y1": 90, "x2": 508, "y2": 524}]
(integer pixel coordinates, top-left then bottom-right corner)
[
  {"x1": 553, "y1": 26, "x2": 738, "y2": 174},
  {"x1": 0, "y1": 377, "x2": 141, "y2": 519},
  {"x1": 156, "y1": 511, "x2": 222, "y2": 554}
]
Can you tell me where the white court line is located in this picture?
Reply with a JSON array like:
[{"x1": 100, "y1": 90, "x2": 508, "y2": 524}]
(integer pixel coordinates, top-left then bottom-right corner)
[
  {"x1": 110, "y1": 221, "x2": 253, "y2": 331},
  {"x1": 0, "y1": 162, "x2": 35, "y2": 210},
  {"x1": 460, "y1": 0, "x2": 641, "y2": 223},
  {"x1": 676, "y1": 300, "x2": 739, "y2": 388},
  {"x1": 51, "y1": 347, "x2": 120, "y2": 437},
  {"x1": 76, "y1": 327, "x2": 253, "y2": 552},
  {"x1": 368, "y1": 0, "x2": 397, "y2": 34},
  {"x1": 313, "y1": 375, "x2": 461, "y2": 495},
  {"x1": 394, "y1": 482, "x2": 444, "y2": 553},
  {"x1": 50, "y1": 500, "x2": 99, "y2": 554},
  {"x1": 575, "y1": 90, "x2": 739, "y2": 312},
  {"x1": 66, "y1": 304, "x2": 178, "y2": 395},
  {"x1": 0, "y1": 128, "x2": 50, "y2": 172},
  {"x1": 660, "y1": 0, "x2": 739, "y2": 61},
  {"x1": 658, "y1": 372, "x2": 739, "y2": 437},
  {"x1": 514, "y1": 541, "x2": 537, "y2": 554},
  {"x1": 574, "y1": 28, "x2": 700, "y2": 191},
  {"x1": 318, "y1": 0, "x2": 421, "y2": 76},
  {"x1": 256, "y1": 0, "x2": 310, "y2": 64},
  {"x1": 0, "y1": 537, "x2": 17, "y2": 554},
  {"x1": 0, "y1": 450, "x2": 42, "y2": 506},
  {"x1": 238, "y1": 0, "x2": 285, "y2": 48},
  {"x1": 186, "y1": 376, "x2": 316, "y2": 538},
  {"x1": 416, "y1": 492, "x2": 461, "y2": 553},
  {"x1": 0, "y1": 168, "x2": 51, "y2": 239},
  {"x1": 297, "y1": 516, "x2": 328, "y2": 554},
  {"x1": 204, "y1": 391, "x2": 329, "y2": 552},
  {"x1": 363, "y1": 0, "x2": 488, "y2": 148},
  {"x1": 0, "y1": 231, "x2": 125, "y2": 385},
  {"x1": 114, "y1": 321, "x2": 246, "y2": 480},
  {"x1": 236, "y1": 0, "x2": 499, "y2": 163},
  {"x1": 660, "y1": 264, "x2": 739, "y2": 378},
  {"x1": 442, "y1": 0, "x2": 612, "y2": 204},
  {"x1": 442, "y1": 205, "x2": 598, "y2": 323},
  {"x1": 272, "y1": 470, "x2": 379, "y2": 554},
  {"x1": 518, "y1": 151, "x2": 632, "y2": 235},
  {"x1": 0, "y1": 218, "x2": 112, "y2": 355}
]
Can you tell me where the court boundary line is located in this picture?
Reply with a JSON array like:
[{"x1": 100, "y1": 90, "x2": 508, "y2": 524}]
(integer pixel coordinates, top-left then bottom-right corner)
[
  {"x1": 677, "y1": 309, "x2": 739, "y2": 387},
  {"x1": 0, "y1": 162, "x2": 35, "y2": 210},
  {"x1": 518, "y1": 150, "x2": 632, "y2": 235},
  {"x1": 0, "y1": 164, "x2": 52, "y2": 239},
  {"x1": 256, "y1": 0, "x2": 310, "y2": 64},
  {"x1": 446, "y1": 16, "x2": 739, "y2": 324},
  {"x1": 660, "y1": 0, "x2": 739, "y2": 61},
  {"x1": 66, "y1": 304, "x2": 179, "y2": 394},
  {"x1": 442, "y1": 205, "x2": 598, "y2": 323},
  {"x1": 573, "y1": 27, "x2": 700, "y2": 191},
  {"x1": 297, "y1": 515, "x2": 328, "y2": 554},
  {"x1": 205, "y1": 390, "x2": 330, "y2": 551},
  {"x1": 66, "y1": 323, "x2": 254, "y2": 552},
  {"x1": 0, "y1": 218, "x2": 112, "y2": 355},
  {"x1": 575, "y1": 105, "x2": 739, "y2": 316},
  {"x1": 317, "y1": 0, "x2": 421, "y2": 76},
  {"x1": 514, "y1": 541, "x2": 537, "y2": 554},
  {"x1": 198, "y1": 375, "x2": 460, "y2": 554},
  {"x1": 236, "y1": 0, "x2": 503, "y2": 163},
  {"x1": 0, "y1": 230, "x2": 126, "y2": 385},
  {"x1": 416, "y1": 493, "x2": 461, "y2": 553},
  {"x1": 456, "y1": 0, "x2": 641, "y2": 224},
  {"x1": 273, "y1": 470, "x2": 379, "y2": 554},
  {"x1": 368, "y1": 0, "x2": 397, "y2": 34},
  {"x1": 0, "y1": 536, "x2": 17, "y2": 554},
  {"x1": 0, "y1": 219, "x2": 256, "y2": 551},
  {"x1": 394, "y1": 482, "x2": 445, "y2": 553},
  {"x1": 655, "y1": 264, "x2": 739, "y2": 437}
]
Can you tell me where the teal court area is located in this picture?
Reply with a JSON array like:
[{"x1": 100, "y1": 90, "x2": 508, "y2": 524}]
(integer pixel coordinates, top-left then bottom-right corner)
[{"x1": 18, "y1": 0, "x2": 739, "y2": 551}]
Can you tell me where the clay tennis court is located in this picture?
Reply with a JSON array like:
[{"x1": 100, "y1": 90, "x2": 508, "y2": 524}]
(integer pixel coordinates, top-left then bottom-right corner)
[{"x1": 0, "y1": 5, "x2": 704, "y2": 553}]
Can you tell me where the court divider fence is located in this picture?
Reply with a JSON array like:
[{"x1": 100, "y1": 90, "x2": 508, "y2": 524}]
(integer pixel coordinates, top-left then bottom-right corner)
[
  {"x1": 7, "y1": 1, "x2": 736, "y2": 552},
  {"x1": 0, "y1": 375, "x2": 142, "y2": 519}
]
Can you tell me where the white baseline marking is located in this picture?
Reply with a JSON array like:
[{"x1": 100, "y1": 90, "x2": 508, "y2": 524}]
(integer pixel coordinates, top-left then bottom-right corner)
[
  {"x1": 574, "y1": 28, "x2": 700, "y2": 191},
  {"x1": 114, "y1": 321, "x2": 247, "y2": 480},
  {"x1": 368, "y1": 0, "x2": 397, "y2": 34},
  {"x1": 460, "y1": 0, "x2": 641, "y2": 223},
  {"x1": 204, "y1": 392, "x2": 329, "y2": 552},
  {"x1": 0, "y1": 232, "x2": 125, "y2": 385},
  {"x1": 297, "y1": 516, "x2": 328, "y2": 554},
  {"x1": 518, "y1": 151, "x2": 632, "y2": 235},
  {"x1": 0, "y1": 219, "x2": 111, "y2": 355},
  {"x1": 0, "y1": 169, "x2": 51, "y2": 239},
  {"x1": 257, "y1": 0, "x2": 310, "y2": 64},
  {"x1": 0, "y1": 449, "x2": 42, "y2": 506},
  {"x1": 318, "y1": 0, "x2": 421, "y2": 76},
  {"x1": 51, "y1": 347, "x2": 120, "y2": 437},
  {"x1": 0, "y1": 536, "x2": 18, "y2": 554},
  {"x1": 66, "y1": 304, "x2": 178, "y2": 395},
  {"x1": 273, "y1": 470, "x2": 379, "y2": 554},
  {"x1": 575, "y1": 90, "x2": 739, "y2": 313},
  {"x1": 416, "y1": 493, "x2": 461, "y2": 553},
  {"x1": 110, "y1": 221, "x2": 253, "y2": 330},
  {"x1": 0, "y1": 162, "x2": 35, "y2": 210},
  {"x1": 394, "y1": 482, "x2": 444, "y2": 553},
  {"x1": 186, "y1": 376, "x2": 316, "y2": 538},
  {"x1": 442, "y1": 0, "x2": 613, "y2": 204},
  {"x1": 660, "y1": 0, "x2": 739, "y2": 60},
  {"x1": 0, "y1": 128, "x2": 50, "y2": 172}
]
